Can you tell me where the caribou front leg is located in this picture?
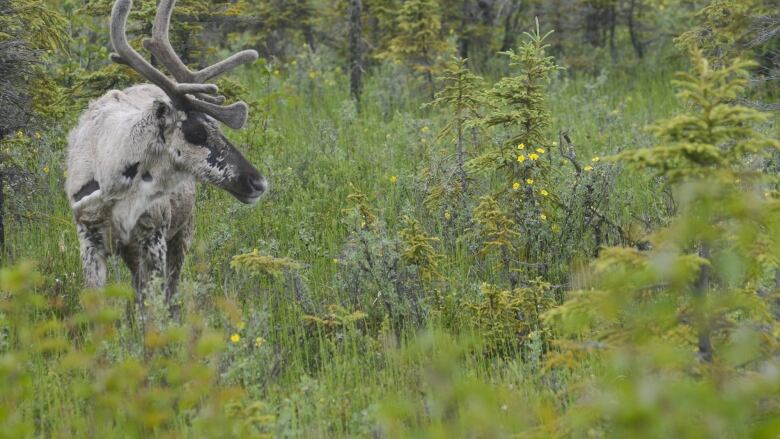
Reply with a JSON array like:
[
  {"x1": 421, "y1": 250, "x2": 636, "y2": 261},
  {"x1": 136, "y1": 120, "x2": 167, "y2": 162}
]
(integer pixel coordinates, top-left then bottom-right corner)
[
  {"x1": 165, "y1": 216, "x2": 193, "y2": 316},
  {"x1": 134, "y1": 224, "x2": 168, "y2": 324},
  {"x1": 77, "y1": 223, "x2": 108, "y2": 289}
]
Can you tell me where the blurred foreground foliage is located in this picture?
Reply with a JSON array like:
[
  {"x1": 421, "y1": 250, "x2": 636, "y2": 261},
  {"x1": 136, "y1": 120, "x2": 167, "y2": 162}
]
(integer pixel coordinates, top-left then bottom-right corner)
[{"x1": 1, "y1": 0, "x2": 779, "y2": 436}]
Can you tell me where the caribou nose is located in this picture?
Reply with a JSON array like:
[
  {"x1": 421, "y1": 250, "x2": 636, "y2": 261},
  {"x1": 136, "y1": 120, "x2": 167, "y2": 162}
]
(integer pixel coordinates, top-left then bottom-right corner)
[{"x1": 250, "y1": 175, "x2": 268, "y2": 194}]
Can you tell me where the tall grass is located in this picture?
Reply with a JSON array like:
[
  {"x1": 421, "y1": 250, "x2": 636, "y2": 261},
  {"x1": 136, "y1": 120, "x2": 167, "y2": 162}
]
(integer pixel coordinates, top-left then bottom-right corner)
[{"x1": 2, "y1": 52, "x2": 685, "y2": 437}]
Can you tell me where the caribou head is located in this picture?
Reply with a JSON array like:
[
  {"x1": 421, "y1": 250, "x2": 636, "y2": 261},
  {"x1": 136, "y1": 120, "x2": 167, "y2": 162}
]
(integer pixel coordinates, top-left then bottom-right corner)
[{"x1": 110, "y1": 0, "x2": 266, "y2": 204}]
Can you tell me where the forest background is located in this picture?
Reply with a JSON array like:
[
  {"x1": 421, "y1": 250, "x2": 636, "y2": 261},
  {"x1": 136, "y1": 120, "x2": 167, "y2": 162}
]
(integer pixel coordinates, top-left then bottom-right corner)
[{"x1": 1, "y1": 0, "x2": 780, "y2": 437}]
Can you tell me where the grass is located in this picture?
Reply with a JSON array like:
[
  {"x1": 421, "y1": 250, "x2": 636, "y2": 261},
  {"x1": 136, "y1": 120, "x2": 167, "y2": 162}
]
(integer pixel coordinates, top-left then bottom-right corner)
[{"x1": 2, "y1": 52, "x2": 685, "y2": 437}]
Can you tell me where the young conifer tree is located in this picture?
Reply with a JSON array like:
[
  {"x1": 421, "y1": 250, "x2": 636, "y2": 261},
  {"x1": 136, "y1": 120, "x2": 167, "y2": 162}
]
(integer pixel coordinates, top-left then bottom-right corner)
[
  {"x1": 545, "y1": 50, "x2": 780, "y2": 437},
  {"x1": 469, "y1": 20, "x2": 561, "y2": 286},
  {"x1": 425, "y1": 57, "x2": 484, "y2": 212}
]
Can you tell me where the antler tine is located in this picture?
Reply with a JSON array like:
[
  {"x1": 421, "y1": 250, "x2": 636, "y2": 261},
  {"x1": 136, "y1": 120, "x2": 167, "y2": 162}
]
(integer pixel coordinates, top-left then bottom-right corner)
[
  {"x1": 192, "y1": 50, "x2": 259, "y2": 83},
  {"x1": 143, "y1": 0, "x2": 259, "y2": 84},
  {"x1": 185, "y1": 98, "x2": 248, "y2": 129},
  {"x1": 110, "y1": 0, "x2": 217, "y2": 103},
  {"x1": 142, "y1": 0, "x2": 195, "y2": 82}
]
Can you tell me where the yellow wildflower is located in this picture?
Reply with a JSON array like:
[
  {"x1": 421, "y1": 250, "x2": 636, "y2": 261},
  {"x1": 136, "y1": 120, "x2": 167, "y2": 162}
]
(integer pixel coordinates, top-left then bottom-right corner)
[
  {"x1": 517, "y1": 155, "x2": 526, "y2": 163},
  {"x1": 529, "y1": 153, "x2": 540, "y2": 161},
  {"x1": 332, "y1": 258, "x2": 339, "y2": 264},
  {"x1": 526, "y1": 178, "x2": 534, "y2": 185},
  {"x1": 255, "y1": 337, "x2": 266, "y2": 348},
  {"x1": 236, "y1": 321, "x2": 245, "y2": 330},
  {"x1": 230, "y1": 333, "x2": 241, "y2": 343},
  {"x1": 536, "y1": 147, "x2": 545, "y2": 154},
  {"x1": 512, "y1": 182, "x2": 520, "y2": 190},
  {"x1": 34, "y1": 132, "x2": 41, "y2": 139},
  {"x1": 517, "y1": 143, "x2": 525, "y2": 150},
  {"x1": 444, "y1": 211, "x2": 451, "y2": 220},
  {"x1": 540, "y1": 213, "x2": 547, "y2": 220},
  {"x1": 389, "y1": 175, "x2": 398, "y2": 184},
  {"x1": 43, "y1": 166, "x2": 49, "y2": 174},
  {"x1": 421, "y1": 126, "x2": 430, "y2": 133},
  {"x1": 540, "y1": 189, "x2": 549, "y2": 196},
  {"x1": 584, "y1": 165, "x2": 593, "y2": 172},
  {"x1": 308, "y1": 71, "x2": 317, "y2": 79},
  {"x1": 591, "y1": 157, "x2": 600, "y2": 163}
]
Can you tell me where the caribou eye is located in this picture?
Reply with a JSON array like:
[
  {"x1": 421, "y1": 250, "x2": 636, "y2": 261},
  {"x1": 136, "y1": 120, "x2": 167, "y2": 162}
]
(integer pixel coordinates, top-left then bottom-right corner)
[{"x1": 182, "y1": 116, "x2": 208, "y2": 146}]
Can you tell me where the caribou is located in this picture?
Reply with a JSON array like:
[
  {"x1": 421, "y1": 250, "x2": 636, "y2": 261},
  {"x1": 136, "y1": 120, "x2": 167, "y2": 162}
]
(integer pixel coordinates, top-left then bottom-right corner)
[{"x1": 65, "y1": 0, "x2": 266, "y2": 316}]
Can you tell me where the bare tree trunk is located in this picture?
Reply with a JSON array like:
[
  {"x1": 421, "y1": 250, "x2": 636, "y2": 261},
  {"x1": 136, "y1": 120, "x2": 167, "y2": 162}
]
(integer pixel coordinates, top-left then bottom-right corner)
[
  {"x1": 500, "y1": 0, "x2": 521, "y2": 52},
  {"x1": 458, "y1": 0, "x2": 470, "y2": 58},
  {"x1": 298, "y1": 0, "x2": 316, "y2": 52},
  {"x1": 694, "y1": 243, "x2": 713, "y2": 363},
  {"x1": 627, "y1": 0, "x2": 644, "y2": 59},
  {"x1": 348, "y1": 0, "x2": 364, "y2": 109},
  {"x1": 0, "y1": 168, "x2": 4, "y2": 260},
  {"x1": 608, "y1": 3, "x2": 617, "y2": 62}
]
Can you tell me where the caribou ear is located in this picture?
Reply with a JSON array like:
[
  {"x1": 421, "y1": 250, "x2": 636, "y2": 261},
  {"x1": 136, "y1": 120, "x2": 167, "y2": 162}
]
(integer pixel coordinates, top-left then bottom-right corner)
[{"x1": 151, "y1": 99, "x2": 176, "y2": 149}]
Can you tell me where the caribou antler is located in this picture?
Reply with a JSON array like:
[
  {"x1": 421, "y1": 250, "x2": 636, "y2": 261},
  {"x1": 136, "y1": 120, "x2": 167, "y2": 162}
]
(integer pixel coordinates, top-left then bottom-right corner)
[
  {"x1": 143, "y1": 0, "x2": 258, "y2": 84},
  {"x1": 109, "y1": 0, "x2": 258, "y2": 129}
]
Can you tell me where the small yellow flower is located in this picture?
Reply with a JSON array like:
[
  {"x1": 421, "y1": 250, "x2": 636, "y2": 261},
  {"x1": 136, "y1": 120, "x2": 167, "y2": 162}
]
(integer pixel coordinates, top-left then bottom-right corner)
[
  {"x1": 34, "y1": 132, "x2": 41, "y2": 139},
  {"x1": 389, "y1": 175, "x2": 398, "y2": 184},
  {"x1": 332, "y1": 258, "x2": 339, "y2": 264},
  {"x1": 591, "y1": 157, "x2": 600, "y2": 163},
  {"x1": 540, "y1": 213, "x2": 547, "y2": 220},
  {"x1": 517, "y1": 143, "x2": 525, "y2": 150},
  {"x1": 444, "y1": 211, "x2": 451, "y2": 220},
  {"x1": 421, "y1": 126, "x2": 430, "y2": 133},
  {"x1": 236, "y1": 321, "x2": 245, "y2": 330},
  {"x1": 308, "y1": 70, "x2": 317, "y2": 79},
  {"x1": 255, "y1": 337, "x2": 266, "y2": 348},
  {"x1": 273, "y1": 69, "x2": 280, "y2": 75},
  {"x1": 512, "y1": 182, "x2": 520, "y2": 190},
  {"x1": 526, "y1": 178, "x2": 534, "y2": 185},
  {"x1": 540, "y1": 189, "x2": 549, "y2": 196},
  {"x1": 517, "y1": 155, "x2": 526, "y2": 163},
  {"x1": 529, "y1": 153, "x2": 540, "y2": 161},
  {"x1": 552, "y1": 141, "x2": 558, "y2": 146},
  {"x1": 584, "y1": 165, "x2": 593, "y2": 172},
  {"x1": 43, "y1": 166, "x2": 49, "y2": 174},
  {"x1": 536, "y1": 147, "x2": 545, "y2": 154},
  {"x1": 360, "y1": 221, "x2": 366, "y2": 228},
  {"x1": 230, "y1": 333, "x2": 241, "y2": 343}
]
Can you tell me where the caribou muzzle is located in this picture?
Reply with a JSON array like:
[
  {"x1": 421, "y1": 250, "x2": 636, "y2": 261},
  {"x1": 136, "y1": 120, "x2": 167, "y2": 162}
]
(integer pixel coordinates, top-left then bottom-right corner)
[{"x1": 224, "y1": 152, "x2": 267, "y2": 204}]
